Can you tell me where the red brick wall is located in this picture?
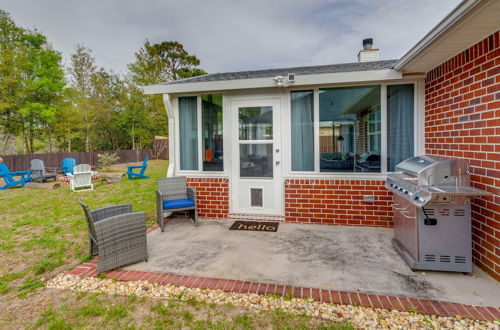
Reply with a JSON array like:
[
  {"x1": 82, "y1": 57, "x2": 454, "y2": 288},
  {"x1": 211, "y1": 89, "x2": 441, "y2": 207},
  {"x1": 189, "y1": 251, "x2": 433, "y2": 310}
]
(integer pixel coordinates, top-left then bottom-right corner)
[
  {"x1": 284, "y1": 179, "x2": 393, "y2": 227},
  {"x1": 424, "y1": 32, "x2": 500, "y2": 281},
  {"x1": 187, "y1": 177, "x2": 229, "y2": 219}
]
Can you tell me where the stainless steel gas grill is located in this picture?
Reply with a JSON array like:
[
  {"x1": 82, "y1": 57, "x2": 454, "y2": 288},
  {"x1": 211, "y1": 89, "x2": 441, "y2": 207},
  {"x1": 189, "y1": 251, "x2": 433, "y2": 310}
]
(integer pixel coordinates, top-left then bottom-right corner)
[{"x1": 386, "y1": 155, "x2": 490, "y2": 273}]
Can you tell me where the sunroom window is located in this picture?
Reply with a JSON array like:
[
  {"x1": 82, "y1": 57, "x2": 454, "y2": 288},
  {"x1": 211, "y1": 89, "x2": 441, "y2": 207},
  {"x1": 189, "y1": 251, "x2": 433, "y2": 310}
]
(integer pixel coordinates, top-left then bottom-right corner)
[
  {"x1": 319, "y1": 85, "x2": 381, "y2": 172},
  {"x1": 179, "y1": 96, "x2": 198, "y2": 171},
  {"x1": 202, "y1": 94, "x2": 223, "y2": 171},
  {"x1": 291, "y1": 91, "x2": 314, "y2": 171},
  {"x1": 178, "y1": 94, "x2": 224, "y2": 172},
  {"x1": 387, "y1": 84, "x2": 414, "y2": 172}
]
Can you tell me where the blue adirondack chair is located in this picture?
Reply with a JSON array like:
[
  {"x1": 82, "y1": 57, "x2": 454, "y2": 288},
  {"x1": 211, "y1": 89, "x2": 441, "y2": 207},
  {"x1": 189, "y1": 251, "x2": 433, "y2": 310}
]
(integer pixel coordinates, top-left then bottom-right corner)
[
  {"x1": 127, "y1": 157, "x2": 149, "y2": 180},
  {"x1": 61, "y1": 158, "x2": 77, "y2": 176},
  {"x1": 0, "y1": 163, "x2": 32, "y2": 190}
]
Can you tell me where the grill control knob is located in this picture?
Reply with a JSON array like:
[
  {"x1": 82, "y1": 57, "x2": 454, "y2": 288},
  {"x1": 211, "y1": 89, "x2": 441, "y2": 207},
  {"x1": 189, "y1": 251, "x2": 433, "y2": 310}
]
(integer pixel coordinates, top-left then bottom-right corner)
[{"x1": 404, "y1": 190, "x2": 408, "y2": 194}]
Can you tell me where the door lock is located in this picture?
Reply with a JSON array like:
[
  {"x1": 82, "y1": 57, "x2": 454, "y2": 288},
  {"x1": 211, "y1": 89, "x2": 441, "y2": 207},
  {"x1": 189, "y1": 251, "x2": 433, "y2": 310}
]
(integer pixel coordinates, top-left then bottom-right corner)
[{"x1": 276, "y1": 148, "x2": 280, "y2": 153}]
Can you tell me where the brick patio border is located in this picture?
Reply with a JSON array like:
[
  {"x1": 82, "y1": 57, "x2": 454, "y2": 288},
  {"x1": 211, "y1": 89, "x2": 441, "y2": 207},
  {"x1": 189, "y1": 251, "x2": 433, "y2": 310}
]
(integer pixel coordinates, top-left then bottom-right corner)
[{"x1": 66, "y1": 223, "x2": 499, "y2": 322}]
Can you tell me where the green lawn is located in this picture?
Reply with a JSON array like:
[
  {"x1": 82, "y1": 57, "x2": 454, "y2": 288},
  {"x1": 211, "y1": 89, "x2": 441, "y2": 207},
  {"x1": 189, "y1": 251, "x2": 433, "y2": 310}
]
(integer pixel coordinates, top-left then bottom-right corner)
[
  {"x1": 0, "y1": 160, "x2": 352, "y2": 329},
  {"x1": 0, "y1": 160, "x2": 165, "y2": 300}
]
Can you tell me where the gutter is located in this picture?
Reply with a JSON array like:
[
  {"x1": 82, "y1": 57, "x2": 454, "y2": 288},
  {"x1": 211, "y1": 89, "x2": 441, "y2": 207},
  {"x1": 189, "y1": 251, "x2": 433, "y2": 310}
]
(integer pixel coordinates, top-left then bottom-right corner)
[{"x1": 394, "y1": 0, "x2": 482, "y2": 71}]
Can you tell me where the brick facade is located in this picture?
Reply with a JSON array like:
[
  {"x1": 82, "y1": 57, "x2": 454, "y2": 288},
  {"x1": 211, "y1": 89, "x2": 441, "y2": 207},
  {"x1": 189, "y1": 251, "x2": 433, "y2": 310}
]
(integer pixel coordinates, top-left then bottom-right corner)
[
  {"x1": 284, "y1": 179, "x2": 393, "y2": 227},
  {"x1": 187, "y1": 177, "x2": 229, "y2": 219},
  {"x1": 424, "y1": 32, "x2": 500, "y2": 280}
]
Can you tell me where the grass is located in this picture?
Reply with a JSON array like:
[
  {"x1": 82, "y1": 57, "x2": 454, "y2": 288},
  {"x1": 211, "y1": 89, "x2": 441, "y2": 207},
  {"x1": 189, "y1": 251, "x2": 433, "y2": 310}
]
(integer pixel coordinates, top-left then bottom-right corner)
[
  {"x1": 0, "y1": 160, "x2": 352, "y2": 328},
  {"x1": 0, "y1": 160, "x2": 164, "y2": 300},
  {"x1": 27, "y1": 292, "x2": 354, "y2": 329}
]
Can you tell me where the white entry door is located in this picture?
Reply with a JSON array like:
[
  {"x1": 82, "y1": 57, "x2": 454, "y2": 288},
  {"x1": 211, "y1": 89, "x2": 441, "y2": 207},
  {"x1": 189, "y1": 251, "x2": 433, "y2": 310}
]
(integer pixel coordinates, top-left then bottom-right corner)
[{"x1": 230, "y1": 98, "x2": 282, "y2": 216}]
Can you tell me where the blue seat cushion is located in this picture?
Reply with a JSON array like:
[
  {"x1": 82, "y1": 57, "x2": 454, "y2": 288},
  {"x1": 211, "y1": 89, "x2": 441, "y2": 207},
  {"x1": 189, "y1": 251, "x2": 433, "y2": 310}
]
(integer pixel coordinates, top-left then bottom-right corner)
[{"x1": 163, "y1": 199, "x2": 195, "y2": 209}]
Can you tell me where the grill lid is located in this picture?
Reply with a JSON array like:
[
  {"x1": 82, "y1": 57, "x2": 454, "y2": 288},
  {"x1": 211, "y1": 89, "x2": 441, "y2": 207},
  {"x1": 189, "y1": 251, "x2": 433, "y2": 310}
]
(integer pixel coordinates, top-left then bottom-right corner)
[
  {"x1": 388, "y1": 155, "x2": 491, "y2": 206},
  {"x1": 396, "y1": 155, "x2": 469, "y2": 186}
]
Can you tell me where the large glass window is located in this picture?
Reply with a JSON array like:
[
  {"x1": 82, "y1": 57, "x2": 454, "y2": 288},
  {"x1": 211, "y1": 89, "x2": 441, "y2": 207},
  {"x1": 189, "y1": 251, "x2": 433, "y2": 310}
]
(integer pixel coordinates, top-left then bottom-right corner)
[
  {"x1": 319, "y1": 85, "x2": 381, "y2": 172},
  {"x1": 202, "y1": 94, "x2": 223, "y2": 171},
  {"x1": 179, "y1": 96, "x2": 198, "y2": 170},
  {"x1": 387, "y1": 84, "x2": 414, "y2": 171},
  {"x1": 291, "y1": 91, "x2": 314, "y2": 171}
]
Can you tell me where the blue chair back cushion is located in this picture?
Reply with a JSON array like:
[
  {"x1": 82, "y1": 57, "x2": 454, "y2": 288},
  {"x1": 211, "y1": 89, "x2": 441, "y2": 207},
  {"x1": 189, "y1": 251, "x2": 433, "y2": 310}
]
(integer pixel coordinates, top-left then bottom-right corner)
[{"x1": 163, "y1": 199, "x2": 195, "y2": 210}]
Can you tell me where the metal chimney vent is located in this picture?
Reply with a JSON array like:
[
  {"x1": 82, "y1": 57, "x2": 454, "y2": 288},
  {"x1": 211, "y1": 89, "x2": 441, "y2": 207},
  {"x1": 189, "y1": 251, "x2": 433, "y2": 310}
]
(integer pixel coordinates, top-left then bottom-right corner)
[
  {"x1": 358, "y1": 38, "x2": 379, "y2": 63},
  {"x1": 363, "y1": 38, "x2": 373, "y2": 50}
]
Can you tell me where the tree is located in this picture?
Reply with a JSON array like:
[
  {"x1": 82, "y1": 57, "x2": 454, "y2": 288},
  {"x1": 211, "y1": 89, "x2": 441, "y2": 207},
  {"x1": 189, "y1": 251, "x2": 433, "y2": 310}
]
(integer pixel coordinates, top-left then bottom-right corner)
[
  {"x1": 128, "y1": 40, "x2": 207, "y2": 85},
  {"x1": 0, "y1": 10, "x2": 65, "y2": 154},
  {"x1": 53, "y1": 87, "x2": 83, "y2": 152},
  {"x1": 125, "y1": 40, "x2": 207, "y2": 149},
  {"x1": 0, "y1": 10, "x2": 24, "y2": 151},
  {"x1": 67, "y1": 44, "x2": 96, "y2": 151},
  {"x1": 1, "y1": 12, "x2": 210, "y2": 154},
  {"x1": 89, "y1": 69, "x2": 127, "y2": 150}
]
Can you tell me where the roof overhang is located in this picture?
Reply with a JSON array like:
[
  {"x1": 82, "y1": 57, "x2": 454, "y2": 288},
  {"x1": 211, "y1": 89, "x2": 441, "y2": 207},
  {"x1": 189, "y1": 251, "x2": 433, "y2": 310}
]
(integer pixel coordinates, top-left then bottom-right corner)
[
  {"x1": 142, "y1": 69, "x2": 402, "y2": 95},
  {"x1": 394, "y1": 0, "x2": 500, "y2": 73}
]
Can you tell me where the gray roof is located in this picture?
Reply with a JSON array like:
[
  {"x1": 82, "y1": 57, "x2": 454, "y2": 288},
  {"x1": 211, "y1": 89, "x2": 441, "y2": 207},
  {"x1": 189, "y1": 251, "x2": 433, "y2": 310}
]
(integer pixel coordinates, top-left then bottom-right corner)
[{"x1": 161, "y1": 59, "x2": 398, "y2": 85}]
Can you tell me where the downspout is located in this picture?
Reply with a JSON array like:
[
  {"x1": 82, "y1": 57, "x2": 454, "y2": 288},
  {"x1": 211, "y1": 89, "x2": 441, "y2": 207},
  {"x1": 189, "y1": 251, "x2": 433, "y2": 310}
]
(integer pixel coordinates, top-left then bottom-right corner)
[{"x1": 163, "y1": 93, "x2": 175, "y2": 177}]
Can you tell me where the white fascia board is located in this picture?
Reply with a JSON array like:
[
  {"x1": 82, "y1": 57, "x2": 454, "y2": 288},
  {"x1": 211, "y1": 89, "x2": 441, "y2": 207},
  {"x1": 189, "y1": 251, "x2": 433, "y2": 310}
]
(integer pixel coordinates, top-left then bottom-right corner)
[
  {"x1": 142, "y1": 69, "x2": 402, "y2": 95},
  {"x1": 394, "y1": 0, "x2": 482, "y2": 71}
]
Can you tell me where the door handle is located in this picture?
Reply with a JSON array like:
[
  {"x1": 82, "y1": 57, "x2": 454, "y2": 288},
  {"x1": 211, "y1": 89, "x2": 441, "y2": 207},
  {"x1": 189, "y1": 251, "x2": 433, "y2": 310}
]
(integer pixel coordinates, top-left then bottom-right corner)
[{"x1": 275, "y1": 161, "x2": 280, "y2": 165}]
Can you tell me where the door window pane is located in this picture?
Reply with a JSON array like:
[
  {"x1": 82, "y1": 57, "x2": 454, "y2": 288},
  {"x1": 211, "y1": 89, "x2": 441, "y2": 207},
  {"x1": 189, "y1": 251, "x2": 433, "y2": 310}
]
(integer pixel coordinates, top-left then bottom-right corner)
[
  {"x1": 240, "y1": 144, "x2": 273, "y2": 178},
  {"x1": 291, "y1": 91, "x2": 314, "y2": 171},
  {"x1": 239, "y1": 106, "x2": 273, "y2": 140},
  {"x1": 179, "y1": 96, "x2": 198, "y2": 170},
  {"x1": 319, "y1": 85, "x2": 381, "y2": 172},
  {"x1": 387, "y1": 84, "x2": 414, "y2": 171},
  {"x1": 202, "y1": 94, "x2": 223, "y2": 171}
]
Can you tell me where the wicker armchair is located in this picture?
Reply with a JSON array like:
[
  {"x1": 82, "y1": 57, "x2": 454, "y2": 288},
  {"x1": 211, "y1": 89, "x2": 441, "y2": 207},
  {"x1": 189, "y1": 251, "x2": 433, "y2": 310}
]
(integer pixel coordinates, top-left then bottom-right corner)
[
  {"x1": 156, "y1": 177, "x2": 197, "y2": 232},
  {"x1": 78, "y1": 199, "x2": 148, "y2": 274}
]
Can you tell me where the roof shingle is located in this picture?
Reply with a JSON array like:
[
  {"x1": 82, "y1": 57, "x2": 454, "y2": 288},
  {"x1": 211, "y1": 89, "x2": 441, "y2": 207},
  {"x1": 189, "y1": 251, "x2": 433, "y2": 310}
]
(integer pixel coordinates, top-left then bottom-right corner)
[{"x1": 161, "y1": 59, "x2": 398, "y2": 85}]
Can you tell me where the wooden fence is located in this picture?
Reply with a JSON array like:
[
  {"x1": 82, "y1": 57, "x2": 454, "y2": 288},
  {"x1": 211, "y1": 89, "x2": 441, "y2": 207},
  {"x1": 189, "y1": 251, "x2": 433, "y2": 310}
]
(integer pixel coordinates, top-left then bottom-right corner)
[{"x1": 3, "y1": 149, "x2": 154, "y2": 172}]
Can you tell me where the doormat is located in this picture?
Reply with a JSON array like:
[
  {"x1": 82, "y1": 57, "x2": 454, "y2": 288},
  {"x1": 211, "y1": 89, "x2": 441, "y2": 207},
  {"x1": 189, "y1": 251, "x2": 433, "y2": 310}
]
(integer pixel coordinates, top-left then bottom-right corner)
[{"x1": 229, "y1": 221, "x2": 279, "y2": 232}]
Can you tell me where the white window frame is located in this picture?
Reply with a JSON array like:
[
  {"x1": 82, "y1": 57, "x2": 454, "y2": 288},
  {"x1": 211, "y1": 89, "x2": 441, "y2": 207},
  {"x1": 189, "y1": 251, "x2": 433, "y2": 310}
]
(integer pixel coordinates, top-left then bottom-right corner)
[
  {"x1": 174, "y1": 93, "x2": 229, "y2": 176},
  {"x1": 286, "y1": 79, "x2": 423, "y2": 178}
]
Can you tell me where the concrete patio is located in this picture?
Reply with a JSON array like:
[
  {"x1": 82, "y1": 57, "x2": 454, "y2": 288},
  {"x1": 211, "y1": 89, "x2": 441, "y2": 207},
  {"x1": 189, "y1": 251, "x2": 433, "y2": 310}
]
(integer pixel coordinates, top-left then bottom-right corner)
[{"x1": 125, "y1": 219, "x2": 500, "y2": 307}]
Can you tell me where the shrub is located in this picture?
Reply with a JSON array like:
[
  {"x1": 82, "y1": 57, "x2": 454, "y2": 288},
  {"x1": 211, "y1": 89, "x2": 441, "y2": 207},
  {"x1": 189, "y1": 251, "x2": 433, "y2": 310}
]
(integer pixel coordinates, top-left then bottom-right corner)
[{"x1": 98, "y1": 152, "x2": 119, "y2": 169}]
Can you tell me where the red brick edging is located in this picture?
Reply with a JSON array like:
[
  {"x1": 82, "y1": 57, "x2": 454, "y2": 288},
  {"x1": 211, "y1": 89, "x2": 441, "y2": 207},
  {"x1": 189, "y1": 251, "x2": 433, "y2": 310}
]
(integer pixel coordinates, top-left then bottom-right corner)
[{"x1": 67, "y1": 224, "x2": 499, "y2": 322}]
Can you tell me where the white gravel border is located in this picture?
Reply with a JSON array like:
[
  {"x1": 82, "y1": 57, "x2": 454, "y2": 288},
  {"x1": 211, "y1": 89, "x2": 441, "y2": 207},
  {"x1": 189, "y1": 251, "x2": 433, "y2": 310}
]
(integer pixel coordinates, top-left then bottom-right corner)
[{"x1": 47, "y1": 274, "x2": 498, "y2": 329}]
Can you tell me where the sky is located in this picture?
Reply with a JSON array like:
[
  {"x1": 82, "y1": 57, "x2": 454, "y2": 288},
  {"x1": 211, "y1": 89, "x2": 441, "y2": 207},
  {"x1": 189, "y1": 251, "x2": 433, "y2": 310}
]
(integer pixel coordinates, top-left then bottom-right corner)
[{"x1": 1, "y1": 0, "x2": 462, "y2": 75}]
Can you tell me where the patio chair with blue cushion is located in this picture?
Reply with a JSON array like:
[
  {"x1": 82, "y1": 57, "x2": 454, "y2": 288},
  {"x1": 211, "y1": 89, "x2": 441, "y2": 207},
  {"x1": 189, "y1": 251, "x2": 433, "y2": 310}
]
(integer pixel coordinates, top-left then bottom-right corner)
[
  {"x1": 0, "y1": 163, "x2": 32, "y2": 190},
  {"x1": 127, "y1": 157, "x2": 149, "y2": 180},
  {"x1": 156, "y1": 176, "x2": 197, "y2": 232},
  {"x1": 30, "y1": 159, "x2": 57, "y2": 183},
  {"x1": 61, "y1": 158, "x2": 77, "y2": 176}
]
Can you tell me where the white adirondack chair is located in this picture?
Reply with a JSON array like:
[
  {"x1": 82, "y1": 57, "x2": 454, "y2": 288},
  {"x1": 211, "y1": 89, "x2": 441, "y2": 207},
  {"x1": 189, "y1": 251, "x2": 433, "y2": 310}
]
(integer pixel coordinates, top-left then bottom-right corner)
[{"x1": 68, "y1": 164, "x2": 95, "y2": 192}]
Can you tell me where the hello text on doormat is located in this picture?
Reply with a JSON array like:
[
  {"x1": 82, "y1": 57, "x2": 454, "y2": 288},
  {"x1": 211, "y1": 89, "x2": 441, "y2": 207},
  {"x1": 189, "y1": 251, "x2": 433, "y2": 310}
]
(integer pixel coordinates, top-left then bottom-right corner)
[{"x1": 229, "y1": 221, "x2": 279, "y2": 232}]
